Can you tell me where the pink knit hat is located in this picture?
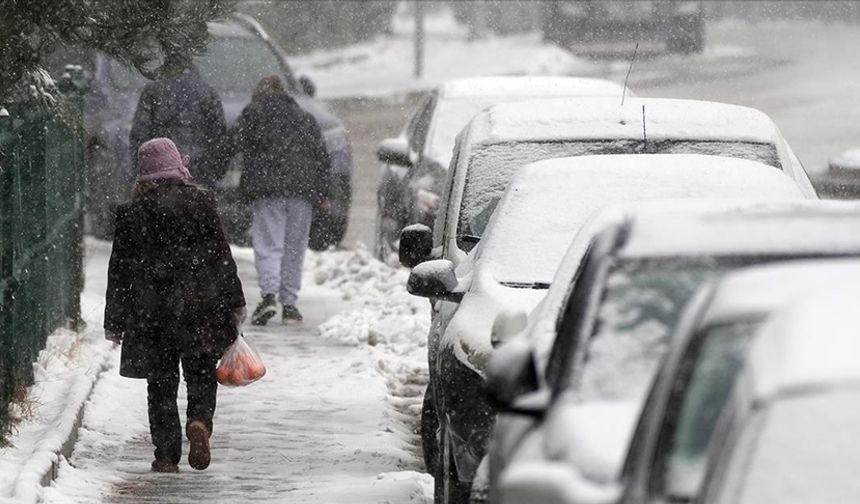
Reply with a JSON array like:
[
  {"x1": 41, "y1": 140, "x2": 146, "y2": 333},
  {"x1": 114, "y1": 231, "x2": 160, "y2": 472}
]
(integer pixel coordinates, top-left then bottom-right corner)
[{"x1": 137, "y1": 138, "x2": 192, "y2": 182}]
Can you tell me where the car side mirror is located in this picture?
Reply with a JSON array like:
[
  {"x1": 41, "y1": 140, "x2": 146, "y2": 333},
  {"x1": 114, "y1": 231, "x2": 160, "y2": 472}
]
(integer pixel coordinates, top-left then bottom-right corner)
[
  {"x1": 499, "y1": 459, "x2": 622, "y2": 504},
  {"x1": 377, "y1": 137, "x2": 412, "y2": 167},
  {"x1": 485, "y1": 337, "x2": 540, "y2": 412},
  {"x1": 399, "y1": 223, "x2": 432, "y2": 268},
  {"x1": 407, "y1": 259, "x2": 463, "y2": 302},
  {"x1": 299, "y1": 75, "x2": 317, "y2": 97}
]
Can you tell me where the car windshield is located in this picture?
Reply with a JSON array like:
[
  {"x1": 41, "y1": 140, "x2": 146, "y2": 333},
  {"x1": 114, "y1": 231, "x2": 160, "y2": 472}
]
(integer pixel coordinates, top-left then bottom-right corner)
[
  {"x1": 457, "y1": 140, "x2": 781, "y2": 249},
  {"x1": 571, "y1": 257, "x2": 743, "y2": 403},
  {"x1": 427, "y1": 98, "x2": 500, "y2": 166},
  {"x1": 664, "y1": 321, "x2": 760, "y2": 500},
  {"x1": 109, "y1": 36, "x2": 288, "y2": 93}
]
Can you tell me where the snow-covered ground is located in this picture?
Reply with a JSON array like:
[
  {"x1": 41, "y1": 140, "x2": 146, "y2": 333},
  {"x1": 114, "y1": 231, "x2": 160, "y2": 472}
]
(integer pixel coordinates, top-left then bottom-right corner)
[
  {"x1": 291, "y1": 7, "x2": 594, "y2": 99},
  {"x1": 0, "y1": 239, "x2": 433, "y2": 503}
]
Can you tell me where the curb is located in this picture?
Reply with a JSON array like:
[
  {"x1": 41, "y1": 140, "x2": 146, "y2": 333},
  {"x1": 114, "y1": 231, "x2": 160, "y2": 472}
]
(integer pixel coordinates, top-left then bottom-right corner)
[{"x1": 2, "y1": 330, "x2": 115, "y2": 504}]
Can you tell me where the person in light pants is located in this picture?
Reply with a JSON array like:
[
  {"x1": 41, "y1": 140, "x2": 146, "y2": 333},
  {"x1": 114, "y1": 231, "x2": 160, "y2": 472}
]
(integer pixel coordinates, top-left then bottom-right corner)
[{"x1": 233, "y1": 76, "x2": 332, "y2": 325}]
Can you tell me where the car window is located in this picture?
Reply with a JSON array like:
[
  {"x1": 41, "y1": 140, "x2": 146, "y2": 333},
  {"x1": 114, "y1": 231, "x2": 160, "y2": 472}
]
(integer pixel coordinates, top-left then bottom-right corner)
[
  {"x1": 456, "y1": 140, "x2": 781, "y2": 252},
  {"x1": 654, "y1": 321, "x2": 760, "y2": 501},
  {"x1": 108, "y1": 35, "x2": 289, "y2": 94},
  {"x1": 569, "y1": 258, "x2": 733, "y2": 403},
  {"x1": 196, "y1": 36, "x2": 288, "y2": 93}
]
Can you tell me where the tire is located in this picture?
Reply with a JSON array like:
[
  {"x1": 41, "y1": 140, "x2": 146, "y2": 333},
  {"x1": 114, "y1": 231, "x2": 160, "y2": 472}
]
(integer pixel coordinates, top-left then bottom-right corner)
[
  {"x1": 436, "y1": 423, "x2": 473, "y2": 504},
  {"x1": 421, "y1": 386, "x2": 440, "y2": 476}
]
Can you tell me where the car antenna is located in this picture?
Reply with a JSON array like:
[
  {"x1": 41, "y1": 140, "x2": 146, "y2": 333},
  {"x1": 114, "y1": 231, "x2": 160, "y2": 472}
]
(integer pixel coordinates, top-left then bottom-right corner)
[
  {"x1": 621, "y1": 42, "x2": 639, "y2": 107},
  {"x1": 641, "y1": 105, "x2": 648, "y2": 152}
]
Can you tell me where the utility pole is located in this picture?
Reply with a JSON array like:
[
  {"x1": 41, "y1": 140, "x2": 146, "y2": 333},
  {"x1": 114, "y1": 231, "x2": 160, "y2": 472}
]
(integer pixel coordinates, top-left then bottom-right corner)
[{"x1": 414, "y1": 1, "x2": 424, "y2": 78}]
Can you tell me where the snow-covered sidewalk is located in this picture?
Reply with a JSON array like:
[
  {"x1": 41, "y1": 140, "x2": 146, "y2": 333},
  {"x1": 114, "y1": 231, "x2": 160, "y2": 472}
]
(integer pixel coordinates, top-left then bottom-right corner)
[{"x1": 33, "y1": 241, "x2": 431, "y2": 503}]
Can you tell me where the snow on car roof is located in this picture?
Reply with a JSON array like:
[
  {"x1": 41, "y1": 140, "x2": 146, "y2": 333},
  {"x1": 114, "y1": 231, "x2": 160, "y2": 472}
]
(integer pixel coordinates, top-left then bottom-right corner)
[
  {"x1": 478, "y1": 154, "x2": 804, "y2": 285},
  {"x1": 621, "y1": 200, "x2": 860, "y2": 258},
  {"x1": 438, "y1": 76, "x2": 627, "y2": 100},
  {"x1": 743, "y1": 285, "x2": 860, "y2": 402},
  {"x1": 428, "y1": 77, "x2": 629, "y2": 167},
  {"x1": 698, "y1": 259, "x2": 860, "y2": 327},
  {"x1": 466, "y1": 97, "x2": 782, "y2": 146}
]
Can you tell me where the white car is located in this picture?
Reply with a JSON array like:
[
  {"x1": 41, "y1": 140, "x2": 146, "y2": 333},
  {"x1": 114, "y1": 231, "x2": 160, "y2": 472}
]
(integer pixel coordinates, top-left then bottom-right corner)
[
  {"x1": 399, "y1": 96, "x2": 818, "y2": 272},
  {"x1": 489, "y1": 201, "x2": 860, "y2": 504},
  {"x1": 702, "y1": 285, "x2": 860, "y2": 504},
  {"x1": 375, "y1": 76, "x2": 629, "y2": 260},
  {"x1": 496, "y1": 258, "x2": 860, "y2": 504},
  {"x1": 405, "y1": 153, "x2": 805, "y2": 504}
]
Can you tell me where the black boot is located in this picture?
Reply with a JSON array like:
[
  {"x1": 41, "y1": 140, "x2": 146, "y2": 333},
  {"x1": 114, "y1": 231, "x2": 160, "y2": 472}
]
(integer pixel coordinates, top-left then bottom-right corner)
[
  {"x1": 282, "y1": 305, "x2": 303, "y2": 325},
  {"x1": 251, "y1": 294, "x2": 278, "y2": 326}
]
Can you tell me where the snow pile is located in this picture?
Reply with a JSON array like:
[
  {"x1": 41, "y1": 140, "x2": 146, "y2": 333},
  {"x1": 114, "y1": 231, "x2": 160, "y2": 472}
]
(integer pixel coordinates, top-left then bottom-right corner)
[
  {"x1": 0, "y1": 239, "x2": 116, "y2": 503},
  {"x1": 291, "y1": 8, "x2": 592, "y2": 99},
  {"x1": 309, "y1": 245, "x2": 431, "y2": 472}
]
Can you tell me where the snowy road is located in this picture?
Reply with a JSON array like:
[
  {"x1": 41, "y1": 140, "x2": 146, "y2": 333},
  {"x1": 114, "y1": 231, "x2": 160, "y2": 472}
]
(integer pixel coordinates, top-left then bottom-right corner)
[{"x1": 42, "y1": 242, "x2": 431, "y2": 504}]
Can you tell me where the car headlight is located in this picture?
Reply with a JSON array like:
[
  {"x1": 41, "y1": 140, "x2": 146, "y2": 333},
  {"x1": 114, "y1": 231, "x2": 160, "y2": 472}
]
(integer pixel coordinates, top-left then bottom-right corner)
[{"x1": 415, "y1": 188, "x2": 441, "y2": 213}]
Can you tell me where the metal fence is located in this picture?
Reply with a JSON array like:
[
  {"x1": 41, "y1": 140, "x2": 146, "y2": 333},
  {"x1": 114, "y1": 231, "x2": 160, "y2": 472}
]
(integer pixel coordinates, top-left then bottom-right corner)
[{"x1": 0, "y1": 76, "x2": 86, "y2": 440}]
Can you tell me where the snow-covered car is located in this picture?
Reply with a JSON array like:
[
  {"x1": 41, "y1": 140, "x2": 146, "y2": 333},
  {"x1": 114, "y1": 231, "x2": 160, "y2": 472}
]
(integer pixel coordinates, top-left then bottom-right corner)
[
  {"x1": 817, "y1": 147, "x2": 860, "y2": 198},
  {"x1": 496, "y1": 258, "x2": 860, "y2": 504},
  {"x1": 619, "y1": 259, "x2": 860, "y2": 504},
  {"x1": 406, "y1": 154, "x2": 806, "y2": 504},
  {"x1": 700, "y1": 286, "x2": 860, "y2": 504},
  {"x1": 398, "y1": 97, "x2": 817, "y2": 271},
  {"x1": 83, "y1": 13, "x2": 352, "y2": 248},
  {"x1": 487, "y1": 201, "x2": 860, "y2": 504},
  {"x1": 374, "y1": 76, "x2": 628, "y2": 261},
  {"x1": 542, "y1": 1, "x2": 705, "y2": 54}
]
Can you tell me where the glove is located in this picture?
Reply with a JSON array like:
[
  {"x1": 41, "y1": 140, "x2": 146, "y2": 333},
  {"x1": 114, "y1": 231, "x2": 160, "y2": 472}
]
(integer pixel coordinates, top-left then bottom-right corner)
[
  {"x1": 232, "y1": 306, "x2": 247, "y2": 327},
  {"x1": 105, "y1": 330, "x2": 123, "y2": 345}
]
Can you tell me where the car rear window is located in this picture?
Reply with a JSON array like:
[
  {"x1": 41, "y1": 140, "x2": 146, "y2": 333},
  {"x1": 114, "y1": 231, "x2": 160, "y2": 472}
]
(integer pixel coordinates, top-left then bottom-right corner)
[{"x1": 108, "y1": 36, "x2": 288, "y2": 94}]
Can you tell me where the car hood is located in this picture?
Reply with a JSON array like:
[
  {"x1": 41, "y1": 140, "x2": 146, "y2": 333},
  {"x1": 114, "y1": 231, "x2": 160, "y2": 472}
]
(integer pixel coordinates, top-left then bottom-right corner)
[{"x1": 442, "y1": 265, "x2": 547, "y2": 376}]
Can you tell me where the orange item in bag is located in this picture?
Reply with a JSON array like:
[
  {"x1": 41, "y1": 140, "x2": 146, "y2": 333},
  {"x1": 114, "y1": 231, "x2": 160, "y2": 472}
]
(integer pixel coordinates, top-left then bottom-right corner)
[{"x1": 216, "y1": 334, "x2": 266, "y2": 387}]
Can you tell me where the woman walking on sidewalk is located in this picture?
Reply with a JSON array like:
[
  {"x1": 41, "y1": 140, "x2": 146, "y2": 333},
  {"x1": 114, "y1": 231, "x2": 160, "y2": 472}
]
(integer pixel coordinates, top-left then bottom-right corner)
[
  {"x1": 233, "y1": 76, "x2": 332, "y2": 326},
  {"x1": 104, "y1": 137, "x2": 246, "y2": 473}
]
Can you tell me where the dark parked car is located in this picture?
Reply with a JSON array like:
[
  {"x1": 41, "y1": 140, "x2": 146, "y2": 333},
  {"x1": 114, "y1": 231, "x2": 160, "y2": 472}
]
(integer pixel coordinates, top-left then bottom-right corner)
[
  {"x1": 542, "y1": 1, "x2": 705, "y2": 54},
  {"x1": 374, "y1": 76, "x2": 627, "y2": 261},
  {"x1": 83, "y1": 13, "x2": 352, "y2": 249}
]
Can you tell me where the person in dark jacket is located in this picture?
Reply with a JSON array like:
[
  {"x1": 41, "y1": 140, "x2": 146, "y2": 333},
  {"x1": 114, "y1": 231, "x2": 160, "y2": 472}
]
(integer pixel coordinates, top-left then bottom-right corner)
[
  {"x1": 233, "y1": 76, "x2": 332, "y2": 325},
  {"x1": 129, "y1": 65, "x2": 230, "y2": 188},
  {"x1": 105, "y1": 137, "x2": 245, "y2": 473}
]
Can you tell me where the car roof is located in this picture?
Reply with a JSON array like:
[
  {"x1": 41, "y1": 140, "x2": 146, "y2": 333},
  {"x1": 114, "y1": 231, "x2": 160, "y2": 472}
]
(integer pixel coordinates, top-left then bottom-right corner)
[
  {"x1": 618, "y1": 200, "x2": 860, "y2": 259},
  {"x1": 698, "y1": 259, "x2": 860, "y2": 327},
  {"x1": 742, "y1": 285, "x2": 860, "y2": 402},
  {"x1": 464, "y1": 97, "x2": 782, "y2": 146},
  {"x1": 478, "y1": 154, "x2": 804, "y2": 284},
  {"x1": 437, "y1": 76, "x2": 627, "y2": 101}
]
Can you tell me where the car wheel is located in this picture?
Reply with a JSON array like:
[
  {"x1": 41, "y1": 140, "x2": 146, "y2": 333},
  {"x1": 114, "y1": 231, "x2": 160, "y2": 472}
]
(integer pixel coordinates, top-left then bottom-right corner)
[
  {"x1": 421, "y1": 386, "x2": 440, "y2": 476},
  {"x1": 436, "y1": 422, "x2": 473, "y2": 504}
]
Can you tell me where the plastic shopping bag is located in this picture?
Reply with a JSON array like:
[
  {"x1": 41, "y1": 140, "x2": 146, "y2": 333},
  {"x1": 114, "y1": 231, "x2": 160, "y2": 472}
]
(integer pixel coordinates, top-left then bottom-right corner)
[{"x1": 216, "y1": 334, "x2": 266, "y2": 387}]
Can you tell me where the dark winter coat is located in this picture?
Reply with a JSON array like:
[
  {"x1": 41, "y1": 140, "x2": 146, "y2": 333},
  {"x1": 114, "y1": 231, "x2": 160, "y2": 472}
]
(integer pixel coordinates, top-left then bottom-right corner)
[
  {"x1": 233, "y1": 93, "x2": 332, "y2": 205},
  {"x1": 130, "y1": 67, "x2": 231, "y2": 188},
  {"x1": 104, "y1": 181, "x2": 245, "y2": 379}
]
